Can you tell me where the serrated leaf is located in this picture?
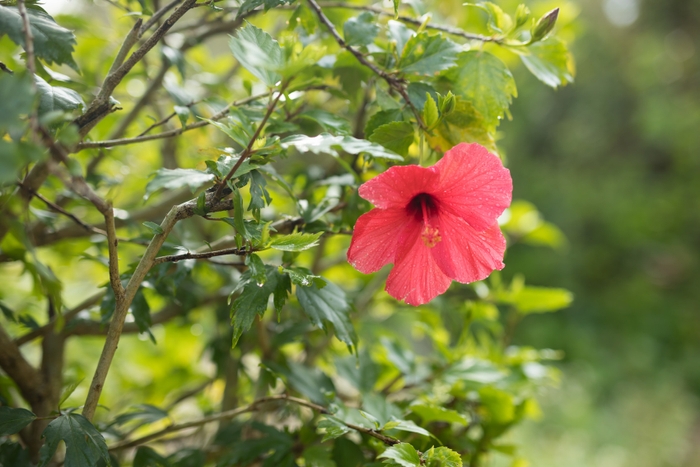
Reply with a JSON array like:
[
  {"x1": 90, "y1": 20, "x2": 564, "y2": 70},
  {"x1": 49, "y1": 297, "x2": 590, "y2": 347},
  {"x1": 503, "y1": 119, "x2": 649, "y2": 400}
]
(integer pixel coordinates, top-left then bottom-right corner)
[
  {"x1": 388, "y1": 420, "x2": 433, "y2": 438},
  {"x1": 229, "y1": 23, "x2": 283, "y2": 86},
  {"x1": 231, "y1": 267, "x2": 288, "y2": 347},
  {"x1": 38, "y1": 413, "x2": 110, "y2": 467},
  {"x1": 283, "y1": 267, "x2": 326, "y2": 288},
  {"x1": 518, "y1": 37, "x2": 575, "y2": 88},
  {"x1": 35, "y1": 75, "x2": 84, "y2": 116},
  {"x1": 300, "y1": 109, "x2": 352, "y2": 135},
  {"x1": 423, "y1": 93, "x2": 439, "y2": 128},
  {"x1": 142, "y1": 221, "x2": 164, "y2": 235},
  {"x1": 343, "y1": 12, "x2": 379, "y2": 47},
  {"x1": 422, "y1": 446, "x2": 463, "y2": 467},
  {"x1": 144, "y1": 168, "x2": 214, "y2": 199},
  {"x1": 0, "y1": 6, "x2": 78, "y2": 70},
  {"x1": 0, "y1": 407, "x2": 36, "y2": 436},
  {"x1": 426, "y1": 99, "x2": 496, "y2": 153},
  {"x1": 443, "y1": 51, "x2": 517, "y2": 130},
  {"x1": 409, "y1": 404, "x2": 469, "y2": 425},
  {"x1": 379, "y1": 443, "x2": 421, "y2": 467},
  {"x1": 364, "y1": 109, "x2": 404, "y2": 139},
  {"x1": 264, "y1": 360, "x2": 335, "y2": 404},
  {"x1": 368, "y1": 121, "x2": 414, "y2": 157},
  {"x1": 281, "y1": 133, "x2": 403, "y2": 161},
  {"x1": 296, "y1": 279, "x2": 357, "y2": 350},
  {"x1": 246, "y1": 254, "x2": 267, "y2": 286},
  {"x1": 318, "y1": 417, "x2": 350, "y2": 442},
  {"x1": 269, "y1": 232, "x2": 322, "y2": 251},
  {"x1": 399, "y1": 32, "x2": 461, "y2": 75},
  {"x1": 248, "y1": 169, "x2": 272, "y2": 210},
  {"x1": 58, "y1": 379, "x2": 84, "y2": 409}
]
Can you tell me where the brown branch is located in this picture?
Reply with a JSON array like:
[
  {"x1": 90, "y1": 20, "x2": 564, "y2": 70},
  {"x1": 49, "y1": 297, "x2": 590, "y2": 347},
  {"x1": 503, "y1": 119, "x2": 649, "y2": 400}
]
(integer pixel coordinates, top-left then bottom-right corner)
[
  {"x1": 153, "y1": 246, "x2": 248, "y2": 265},
  {"x1": 16, "y1": 0, "x2": 36, "y2": 76},
  {"x1": 141, "y1": 0, "x2": 184, "y2": 34},
  {"x1": 105, "y1": 19, "x2": 143, "y2": 79},
  {"x1": 0, "y1": 324, "x2": 45, "y2": 406},
  {"x1": 74, "y1": 0, "x2": 198, "y2": 138},
  {"x1": 306, "y1": 0, "x2": 426, "y2": 131}
]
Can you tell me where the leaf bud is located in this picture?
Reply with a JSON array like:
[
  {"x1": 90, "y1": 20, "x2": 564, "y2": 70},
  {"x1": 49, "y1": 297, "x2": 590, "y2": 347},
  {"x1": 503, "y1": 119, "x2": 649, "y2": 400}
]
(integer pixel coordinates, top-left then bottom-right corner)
[
  {"x1": 515, "y1": 4, "x2": 531, "y2": 29},
  {"x1": 531, "y1": 8, "x2": 559, "y2": 42},
  {"x1": 440, "y1": 91, "x2": 456, "y2": 115}
]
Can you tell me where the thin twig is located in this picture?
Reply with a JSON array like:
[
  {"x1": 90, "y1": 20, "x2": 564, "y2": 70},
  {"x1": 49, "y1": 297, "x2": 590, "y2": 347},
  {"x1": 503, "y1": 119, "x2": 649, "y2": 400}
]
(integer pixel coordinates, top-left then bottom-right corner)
[
  {"x1": 214, "y1": 81, "x2": 290, "y2": 199},
  {"x1": 105, "y1": 19, "x2": 143, "y2": 78},
  {"x1": 141, "y1": 0, "x2": 183, "y2": 34},
  {"x1": 0, "y1": 61, "x2": 13, "y2": 74},
  {"x1": 153, "y1": 246, "x2": 248, "y2": 265}
]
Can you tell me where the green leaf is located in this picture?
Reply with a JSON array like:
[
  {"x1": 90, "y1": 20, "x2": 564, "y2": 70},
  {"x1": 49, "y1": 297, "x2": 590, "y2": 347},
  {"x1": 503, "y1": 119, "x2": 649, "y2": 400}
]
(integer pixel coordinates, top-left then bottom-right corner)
[
  {"x1": 422, "y1": 447, "x2": 463, "y2": 467},
  {"x1": 425, "y1": 99, "x2": 495, "y2": 153},
  {"x1": 142, "y1": 221, "x2": 164, "y2": 235},
  {"x1": 476, "y1": 2, "x2": 513, "y2": 34},
  {"x1": 0, "y1": 140, "x2": 45, "y2": 186},
  {"x1": 38, "y1": 413, "x2": 110, "y2": 467},
  {"x1": 144, "y1": 168, "x2": 214, "y2": 199},
  {"x1": 388, "y1": 20, "x2": 414, "y2": 56},
  {"x1": 296, "y1": 279, "x2": 357, "y2": 350},
  {"x1": 443, "y1": 358, "x2": 506, "y2": 385},
  {"x1": 443, "y1": 51, "x2": 517, "y2": 130},
  {"x1": 422, "y1": 93, "x2": 439, "y2": 129},
  {"x1": 0, "y1": 407, "x2": 36, "y2": 436},
  {"x1": 303, "y1": 445, "x2": 336, "y2": 467},
  {"x1": 409, "y1": 404, "x2": 469, "y2": 425},
  {"x1": 248, "y1": 170, "x2": 272, "y2": 210},
  {"x1": 378, "y1": 443, "x2": 421, "y2": 467},
  {"x1": 133, "y1": 446, "x2": 169, "y2": 467},
  {"x1": 511, "y1": 286, "x2": 573, "y2": 314},
  {"x1": 518, "y1": 37, "x2": 575, "y2": 88},
  {"x1": 58, "y1": 379, "x2": 84, "y2": 409},
  {"x1": 332, "y1": 436, "x2": 365, "y2": 467},
  {"x1": 300, "y1": 109, "x2": 352, "y2": 135},
  {"x1": 35, "y1": 75, "x2": 84, "y2": 116},
  {"x1": 0, "y1": 72, "x2": 34, "y2": 133},
  {"x1": 229, "y1": 23, "x2": 283, "y2": 86},
  {"x1": 281, "y1": 133, "x2": 403, "y2": 161},
  {"x1": 114, "y1": 404, "x2": 169, "y2": 427},
  {"x1": 231, "y1": 267, "x2": 289, "y2": 347},
  {"x1": 478, "y1": 386, "x2": 515, "y2": 424},
  {"x1": 246, "y1": 254, "x2": 267, "y2": 286},
  {"x1": 173, "y1": 105, "x2": 190, "y2": 126},
  {"x1": 399, "y1": 32, "x2": 461, "y2": 75},
  {"x1": 231, "y1": 187, "x2": 248, "y2": 240},
  {"x1": 368, "y1": 121, "x2": 414, "y2": 157},
  {"x1": 264, "y1": 361, "x2": 335, "y2": 404},
  {"x1": 131, "y1": 288, "x2": 154, "y2": 342},
  {"x1": 237, "y1": 0, "x2": 294, "y2": 17},
  {"x1": 386, "y1": 419, "x2": 432, "y2": 438},
  {"x1": 283, "y1": 267, "x2": 326, "y2": 288},
  {"x1": 269, "y1": 232, "x2": 322, "y2": 251},
  {"x1": 0, "y1": 6, "x2": 78, "y2": 70},
  {"x1": 392, "y1": 0, "x2": 400, "y2": 17},
  {"x1": 318, "y1": 417, "x2": 350, "y2": 442},
  {"x1": 343, "y1": 12, "x2": 379, "y2": 47},
  {"x1": 364, "y1": 109, "x2": 404, "y2": 139}
]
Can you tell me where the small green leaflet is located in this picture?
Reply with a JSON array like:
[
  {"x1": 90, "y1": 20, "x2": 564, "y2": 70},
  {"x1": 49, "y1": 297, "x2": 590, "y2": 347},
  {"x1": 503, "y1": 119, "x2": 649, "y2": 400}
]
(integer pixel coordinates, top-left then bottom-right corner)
[
  {"x1": 142, "y1": 221, "x2": 164, "y2": 235},
  {"x1": 443, "y1": 51, "x2": 517, "y2": 130},
  {"x1": 422, "y1": 93, "x2": 439, "y2": 129},
  {"x1": 237, "y1": 0, "x2": 295, "y2": 17},
  {"x1": 388, "y1": 20, "x2": 414, "y2": 56},
  {"x1": 0, "y1": 407, "x2": 36, "y2": 436},
  {"x1": 399, "y1": 32, "x2": 461, "y2": 75},
  {"x1": 38, "y1": 413, "x2": 110, "y2": 467},
  {"x1": 281, "y1": 133, "x2": 403, "y2": 161},
  {"x1": 368, "y1": 121, "x2": 414, "y2": 156},
  {"x1": 35, "y1": 75, "x2": 85, "y2": 116},
  {"x1": 518, "y1": 37, "x2": 575, "y2": 88},
  {"x1": 378, "y1": 443, "x2": 421, "y2": 467},
  {"x1": 510, "y1": 286, "x2": 574, "y2": 314},
  {"x1": 283, "y1": 267, "x2": 326, "y2": 288},
  {"x1": 364, "y1": 109, "x2": 404, "y2": 139},
  {"x1": 144, "y1": 168, "x2": 214, "y2": 199},
  {"x1": 343, "y1": 12, "x2": 380, "y2": 47},
  {"x1": 422, "y1": 447, "x2": 463, "y2": 467},
  {"x1": 296, "y1": 279, "x2": 357, "y2": 350},
  {"x1": 318, "y1": 417, "x2": 350, "y2": 442},
  {"x1": 269, "y1": 232, "x2": 322, "y2": 251},
  {"x1": 409, "y1": 404, "x2": 469, "y2": 425},
  {"x1": 229, "y1": 23, "x2": 283, "y2": 86},
  {"x1": 0, "y1": 6, "x2": 78, "y2": 70}
]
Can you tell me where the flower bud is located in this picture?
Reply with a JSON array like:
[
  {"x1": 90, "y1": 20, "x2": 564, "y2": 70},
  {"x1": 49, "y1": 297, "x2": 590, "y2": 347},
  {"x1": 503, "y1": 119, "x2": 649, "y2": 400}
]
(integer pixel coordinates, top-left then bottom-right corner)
[
  {"x1": 515, "y1": 4, "x2": 530, "y2": 29},
  {"x1": 531, "y1": 8, "x2": 559, "y2": 42},
  {"x1": 440, "y1": 91, "x2": 456, "y2": 115}
]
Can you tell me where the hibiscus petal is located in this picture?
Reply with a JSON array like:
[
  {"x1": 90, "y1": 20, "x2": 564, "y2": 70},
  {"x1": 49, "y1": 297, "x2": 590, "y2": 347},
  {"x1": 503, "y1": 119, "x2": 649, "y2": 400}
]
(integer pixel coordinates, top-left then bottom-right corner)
[
  {"x1": 347, "y1": 208, "x2": 411, "y2": 273},
  {"x1": 359, "y1": 164, "x2": 440, "y2": 210},
  {"x1": 434, "y1": 143, "x2": 512, "y2": 231},
  {"x1": 385, "y1": 218, "x2": 453, "y2": 306},
  {"x1": 431, "y1": 212, "x2": 506, "y2": 284}
]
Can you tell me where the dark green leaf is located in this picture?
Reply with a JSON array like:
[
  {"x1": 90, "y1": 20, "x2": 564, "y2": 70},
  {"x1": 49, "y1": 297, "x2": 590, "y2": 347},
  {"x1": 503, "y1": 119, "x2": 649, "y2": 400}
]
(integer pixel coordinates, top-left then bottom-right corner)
[
  {"x1": 281, "y1": 133, "x2": 403, "y2": 161},
  {"x1": 229, "y1": 23, "x2": 283, "y2": 86},
  {"x1": 378, "y1": 443, "x2": 421, "y2": 467},
  {"x1": 406, "y1": 82, "x2": 439, "y2": 111},
  {"x1": 299, "y1": 109, "x2": 352, "y2": 135},
  {"x1": 0, "y1": 407, "x2": 36, "y2": 436},
  {"x1": 0, "y1": 140, "x2": 45, "y2": 186},
  {"x1": 144, "y1": 168, "x2": 214, "y2": 199},
  {"x1": 332, "y1": 437, "x2": 365, "y2": 467},
  {"x1": 35, "y1": 75, "x2": 84, "y2": 116},
  {"x1": 343, "y1": 12, "x2": 379, "y2": 47},
  {"x1": 131, "y1": 288, "x2": 154, "y2": 342},
  {"x1": 442, "y1": 51, "x2": 517, "y2": 129},
  {"x1": 142, "y1": 221, "x2": 164, "y2": 235},
  {"x1": 246, "y1": 254, "x2": 267, "y2": 286},
  {"x1": 518, "y1": 37, "x2": 575, "y2": 88},
  {"x1": 0, "y1": 72, "x2": 33, "y2": 133},
  {"x1": 38, "y1": 413, "x2": 110, "y2": 467},
  {"x1": 399, "y1": 32, "x2": 460, "y2": 75},
  {"x1": 0, "y1": 6, "x2": 78, "y2": 70},
  {"x1": 269, "y1": 232, "x2": 322, "y2": 251},
  {"x1": 368, "y1": 121, "x2": 414, "y2": 156},
  {"x1": 114, "y1": 404, "x2": 169, "y2": 427},
  {"x1": 283, "y1": 267, "x2": 326, "y2": 288},
  {"x1": 266, "y1": 360, "x2": 335, "y2": 404},
  {"x1": 318, "y1": 417, "x2": 350, "y2": 442},
  {"x1": 388, "y1": 20, "x2": 413, "y2": 56},
  {"x1": 296, "y1": 279, "x2": 357, "y2": 349},
  {"x1": 231, "y1": 267, "x2": 287, "y2": 347},
  {"x1": 133, "y1": 446, "x2": 169, "y2": 467},
  {"x1": 248, "y1": 170, "x2": 272, "y2": 210},
  {"x1": 364, "y1": 109, "x2": 404, "y2": 139}
]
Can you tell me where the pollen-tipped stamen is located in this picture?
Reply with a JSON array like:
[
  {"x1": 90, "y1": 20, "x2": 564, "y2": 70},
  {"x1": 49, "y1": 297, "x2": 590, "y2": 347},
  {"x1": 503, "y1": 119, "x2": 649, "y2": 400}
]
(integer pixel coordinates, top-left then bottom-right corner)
[{"x1": 419, "y1": 196, "x2": 441, "y2": 248}]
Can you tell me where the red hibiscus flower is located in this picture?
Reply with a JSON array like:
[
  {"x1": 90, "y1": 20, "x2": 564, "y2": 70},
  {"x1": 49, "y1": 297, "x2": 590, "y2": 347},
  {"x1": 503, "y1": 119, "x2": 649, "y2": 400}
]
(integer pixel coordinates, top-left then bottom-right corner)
[{"x1": 347, "y1": 143, "x2": 513, "y2": 306}]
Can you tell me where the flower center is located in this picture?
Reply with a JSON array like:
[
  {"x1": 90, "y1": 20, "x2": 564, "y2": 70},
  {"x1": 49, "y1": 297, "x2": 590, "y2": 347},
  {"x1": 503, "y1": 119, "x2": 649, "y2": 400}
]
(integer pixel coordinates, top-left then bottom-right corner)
[{"x1": 407, "y1": 193, "x2": 441, "y2": 248}]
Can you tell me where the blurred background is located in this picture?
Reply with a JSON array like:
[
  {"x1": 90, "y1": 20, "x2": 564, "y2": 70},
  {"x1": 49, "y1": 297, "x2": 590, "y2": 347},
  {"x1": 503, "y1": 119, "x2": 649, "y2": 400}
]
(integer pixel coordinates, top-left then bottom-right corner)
[{"x1": 498, "y1": 0, "x2": 700, "y2": 465}]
